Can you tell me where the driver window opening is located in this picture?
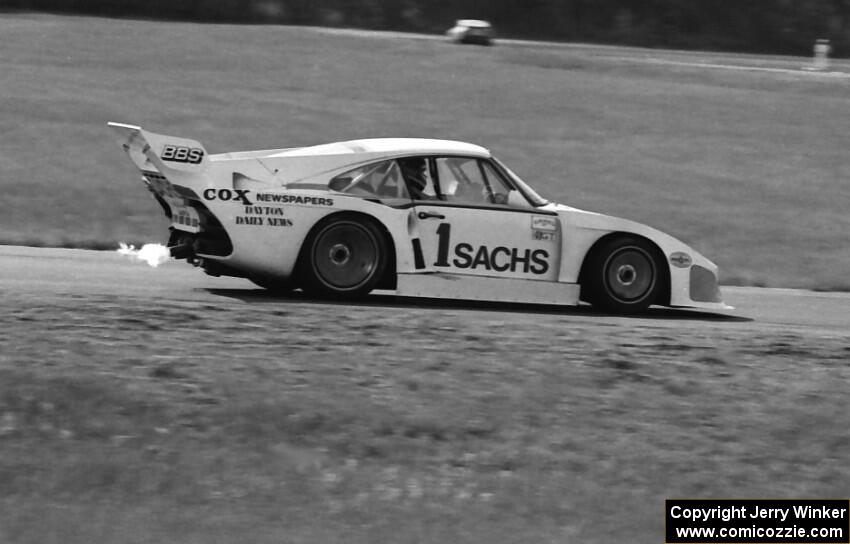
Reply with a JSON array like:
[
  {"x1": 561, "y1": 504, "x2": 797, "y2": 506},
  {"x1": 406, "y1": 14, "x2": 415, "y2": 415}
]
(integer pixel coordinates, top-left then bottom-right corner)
[
  {"x1": 435, "y1": 157, "x2": 488, "y2": 204},
  {"x1": 435, "y1": 157, "x2": 531, "y2": 208},
  {"x1": 398, "y1": 157, "x2": 437, "y2": 200}
]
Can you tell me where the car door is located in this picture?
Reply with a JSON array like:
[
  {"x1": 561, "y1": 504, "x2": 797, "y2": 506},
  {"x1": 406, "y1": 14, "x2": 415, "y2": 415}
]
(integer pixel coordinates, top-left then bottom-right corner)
[{"x1": 408, "y1": 156, "x2": 561, "y2": 282}]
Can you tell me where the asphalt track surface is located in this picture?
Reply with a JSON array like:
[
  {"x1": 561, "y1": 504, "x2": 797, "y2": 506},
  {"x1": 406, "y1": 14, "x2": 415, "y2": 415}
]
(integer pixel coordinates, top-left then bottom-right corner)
[{"x1": 2, "y1": 245, "x2": 847, "y2": 334}]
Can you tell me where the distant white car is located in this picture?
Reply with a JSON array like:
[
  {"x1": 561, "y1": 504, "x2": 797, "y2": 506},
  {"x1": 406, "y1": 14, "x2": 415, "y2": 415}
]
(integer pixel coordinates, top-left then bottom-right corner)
[
  {"x1": 109, "y1": 122, "x2": 729, "y2": 314},
  {"x1": 446, "y1": 19, "x2": 494, "y2": 45}
]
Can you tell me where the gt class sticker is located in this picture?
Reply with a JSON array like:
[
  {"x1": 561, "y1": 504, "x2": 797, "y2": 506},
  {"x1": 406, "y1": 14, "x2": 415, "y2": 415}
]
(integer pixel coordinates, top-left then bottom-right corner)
[
  {"x1": 531, "y1": 215, "x2": 558, "y2": 241},
  {"x1": 427, "y1": 222, "x2": 549, "y2": 275}
]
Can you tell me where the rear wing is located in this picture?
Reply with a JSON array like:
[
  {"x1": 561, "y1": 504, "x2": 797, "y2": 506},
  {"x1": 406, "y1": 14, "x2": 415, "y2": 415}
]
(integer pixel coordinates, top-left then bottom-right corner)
[
  {"x1": 109, "y1": 122, "x2": 215, "y2": 234},
  {"x1": 108, "y1": 122, "x2": 210, "y2": 181}
]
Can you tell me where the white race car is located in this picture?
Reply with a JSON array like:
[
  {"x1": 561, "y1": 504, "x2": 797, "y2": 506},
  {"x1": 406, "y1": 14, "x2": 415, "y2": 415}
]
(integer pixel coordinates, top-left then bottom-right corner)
[{"x1": 109, "y1": 122, "x2": 728, "y2": 314}]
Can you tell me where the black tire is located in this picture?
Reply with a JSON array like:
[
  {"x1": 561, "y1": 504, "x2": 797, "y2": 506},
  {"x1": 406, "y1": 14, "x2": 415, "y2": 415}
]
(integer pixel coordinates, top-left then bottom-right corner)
[
  {"x1": 300, "y1": 214, "x2": 388, "y2": 297},
  {"x1": 583, "y1": 237, "x2": 662, "y2": 314}
]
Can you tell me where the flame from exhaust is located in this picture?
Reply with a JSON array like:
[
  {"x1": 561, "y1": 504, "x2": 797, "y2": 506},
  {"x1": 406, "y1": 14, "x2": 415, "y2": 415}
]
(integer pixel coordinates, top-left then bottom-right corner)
[{"x1": 117, "y1": 242, "x2": 171, "y2": 268}]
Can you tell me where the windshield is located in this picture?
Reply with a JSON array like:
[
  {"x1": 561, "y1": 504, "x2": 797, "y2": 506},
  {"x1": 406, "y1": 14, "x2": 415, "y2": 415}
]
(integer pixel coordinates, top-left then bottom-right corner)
[{"x1": 492, "y1": 157, "x2": 549, "y2": 206}]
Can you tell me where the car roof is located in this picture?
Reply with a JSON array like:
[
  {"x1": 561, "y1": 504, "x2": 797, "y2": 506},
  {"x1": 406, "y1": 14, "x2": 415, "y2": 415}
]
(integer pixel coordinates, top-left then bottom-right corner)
[
  {"x1": 267, "y1": 137, "x2": 491, "y2": 159},
  {"x1": 457, "y1": 19, "x2": 491, "y2": 28}
]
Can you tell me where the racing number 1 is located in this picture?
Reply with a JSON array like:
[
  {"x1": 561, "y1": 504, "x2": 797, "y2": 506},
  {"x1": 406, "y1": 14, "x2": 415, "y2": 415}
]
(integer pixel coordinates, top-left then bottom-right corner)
[
  {"x1": 410, "y1": 222, "x2": 451, "y2": 269},
  {"x1": 434, "y1": 223, "x2": 451, "y2": 267}
]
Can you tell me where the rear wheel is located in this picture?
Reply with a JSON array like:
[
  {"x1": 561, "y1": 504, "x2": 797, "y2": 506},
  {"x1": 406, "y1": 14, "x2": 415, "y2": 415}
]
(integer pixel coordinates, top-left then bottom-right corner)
[
  {"x1": 583, "y1": 237, "x2": 662, "y2": 314},
  {"x1": 300, "y1": 215, "x2": 388, "y2": 297}
]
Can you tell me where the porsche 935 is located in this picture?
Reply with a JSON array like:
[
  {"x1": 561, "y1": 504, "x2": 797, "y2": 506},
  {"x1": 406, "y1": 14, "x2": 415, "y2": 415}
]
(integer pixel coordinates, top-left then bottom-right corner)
[{"x1": 109, "y1": 122, "x2": 728, "y2": 314}]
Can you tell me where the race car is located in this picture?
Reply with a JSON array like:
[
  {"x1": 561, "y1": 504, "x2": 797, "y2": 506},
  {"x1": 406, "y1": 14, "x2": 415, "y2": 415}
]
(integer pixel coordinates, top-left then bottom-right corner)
[
  {"x1": 446, "y1": 19, "x2": 494, "y2": 46},
  {"x1": 108, "y1": 122, "x2": 729, "y2": 314}
]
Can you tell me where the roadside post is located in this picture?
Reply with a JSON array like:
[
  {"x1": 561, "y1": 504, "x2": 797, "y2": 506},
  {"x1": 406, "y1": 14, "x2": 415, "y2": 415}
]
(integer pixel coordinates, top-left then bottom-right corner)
[{"x1": 812, "y1": 38, "x2": 831, "y2": 71}]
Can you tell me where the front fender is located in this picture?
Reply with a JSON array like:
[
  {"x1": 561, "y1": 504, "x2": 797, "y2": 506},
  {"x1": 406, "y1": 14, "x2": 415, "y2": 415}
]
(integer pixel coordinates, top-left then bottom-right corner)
[{"x1": 552, "y1": 205, "x2": 727, "y2": 309}]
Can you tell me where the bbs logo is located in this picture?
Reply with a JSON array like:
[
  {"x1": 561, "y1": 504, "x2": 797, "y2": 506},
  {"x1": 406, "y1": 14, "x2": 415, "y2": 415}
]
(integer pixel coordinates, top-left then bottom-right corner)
[{"x1": 161, "y1": 144, "x2": 204, "y2": 164}]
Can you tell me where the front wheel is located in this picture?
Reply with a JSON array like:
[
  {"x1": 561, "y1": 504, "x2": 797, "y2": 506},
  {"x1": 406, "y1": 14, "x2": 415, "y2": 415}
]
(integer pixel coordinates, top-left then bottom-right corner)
[
  {"x1": 300, "y1": 214, "x2": 388, "y2": 297},
  {"x1": 583, "y1": 237, "x2": 662, "y2": 314}
]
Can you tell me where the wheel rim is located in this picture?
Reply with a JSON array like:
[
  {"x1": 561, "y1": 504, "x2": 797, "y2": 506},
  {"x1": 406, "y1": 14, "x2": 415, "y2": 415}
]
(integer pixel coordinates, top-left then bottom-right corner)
[
  {"x1": 312, "y1": 222, "x2": 379, "y2": 290},
  {"x1": 602, "y1": 246, "x2": 656, "y2": 303}
]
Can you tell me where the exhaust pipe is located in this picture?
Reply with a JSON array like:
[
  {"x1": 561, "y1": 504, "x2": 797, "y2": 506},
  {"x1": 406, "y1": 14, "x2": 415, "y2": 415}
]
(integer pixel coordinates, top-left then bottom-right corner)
[{"x1": 168, "y1": 238, "x2": 195, "y2": 259}]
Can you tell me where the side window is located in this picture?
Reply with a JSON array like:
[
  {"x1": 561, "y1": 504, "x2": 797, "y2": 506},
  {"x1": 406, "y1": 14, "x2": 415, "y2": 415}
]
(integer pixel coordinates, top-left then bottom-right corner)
[
  {"x1": 328, "y1": 160, "x2": 409, "y2": 198},
  {"x1": 435, "y1": 157, "x2": 531, "y2": 208},
  {"x1": 435, "y1": 157, "x2": 489, "y2": 204},
  {"x1": 398, "y1": 157, "x2": 436, "y2": 200},
  {"x1": 480, "y1": 160, "x2": 530, "y2": 207}
]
